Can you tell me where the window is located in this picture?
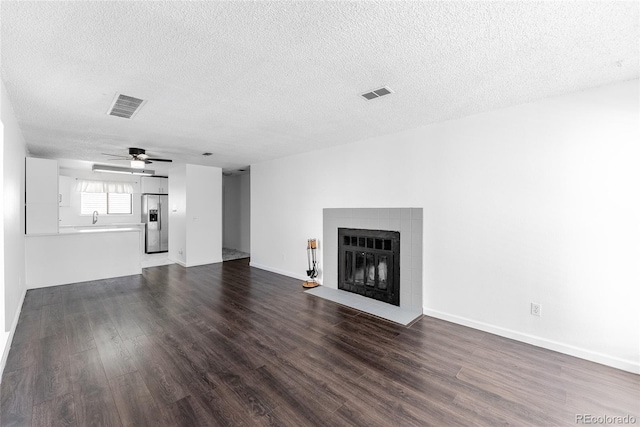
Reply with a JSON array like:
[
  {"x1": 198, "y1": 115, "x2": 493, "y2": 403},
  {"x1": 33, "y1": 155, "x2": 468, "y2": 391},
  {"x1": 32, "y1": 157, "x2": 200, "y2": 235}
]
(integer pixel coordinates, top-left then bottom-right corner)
[
  {"x1": 80, "y1": 193, "x2": 106, "y2": 215},
  {"x1": 81, "y1": 192, "x2": 132, "y2": 215},
  {"x1": 108, "y1": 193, "x2": 133, "y2": 214}
]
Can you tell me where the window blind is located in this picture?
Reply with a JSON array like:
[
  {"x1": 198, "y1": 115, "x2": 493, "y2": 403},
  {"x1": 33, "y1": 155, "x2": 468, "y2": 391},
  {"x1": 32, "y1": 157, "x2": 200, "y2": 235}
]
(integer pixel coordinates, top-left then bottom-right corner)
[
  {"x1": 80, "y1": 193, "x2": 107, "y2": 215},
  {"x1": 80, "y1": 193, "x2": 132, "y2": 215},
  {"x1": 107, "y1": 193, "x2": 132, "y2": 214}
]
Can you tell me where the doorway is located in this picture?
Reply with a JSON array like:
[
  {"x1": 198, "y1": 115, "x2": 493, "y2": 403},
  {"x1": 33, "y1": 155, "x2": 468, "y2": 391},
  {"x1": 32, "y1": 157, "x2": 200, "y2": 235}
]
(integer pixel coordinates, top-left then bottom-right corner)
[{"x1": 222, "y1": 169, "x2": 250, "y2": 261}]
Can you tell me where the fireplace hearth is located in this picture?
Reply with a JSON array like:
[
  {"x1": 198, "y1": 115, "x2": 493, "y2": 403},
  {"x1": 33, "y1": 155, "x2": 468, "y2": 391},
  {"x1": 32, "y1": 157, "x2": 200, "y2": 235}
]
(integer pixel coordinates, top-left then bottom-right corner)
[{"x1": 338, "y1": 228, "x2": 400, "y2": 306}]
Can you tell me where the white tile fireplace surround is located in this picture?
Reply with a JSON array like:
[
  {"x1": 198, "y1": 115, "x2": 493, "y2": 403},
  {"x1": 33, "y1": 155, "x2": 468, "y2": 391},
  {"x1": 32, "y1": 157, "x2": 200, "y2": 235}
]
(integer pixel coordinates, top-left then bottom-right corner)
[{"x1": 307, "y1": 208, "x2": 423, "y2": 325}]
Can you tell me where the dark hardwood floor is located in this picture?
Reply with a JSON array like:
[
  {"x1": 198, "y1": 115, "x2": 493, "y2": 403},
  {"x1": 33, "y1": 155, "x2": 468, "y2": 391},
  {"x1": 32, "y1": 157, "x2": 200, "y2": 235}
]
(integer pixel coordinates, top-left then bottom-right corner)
[{"x1": 2, "y1": 259, "x2": 638, "y2": 426}]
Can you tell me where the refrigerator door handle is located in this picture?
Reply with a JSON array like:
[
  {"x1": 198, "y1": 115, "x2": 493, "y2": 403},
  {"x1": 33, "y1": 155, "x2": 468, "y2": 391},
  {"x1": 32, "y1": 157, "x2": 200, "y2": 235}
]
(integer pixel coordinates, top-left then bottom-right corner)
[{"x1": 158, "y1": 199, "x2": 161, "y2": 230}]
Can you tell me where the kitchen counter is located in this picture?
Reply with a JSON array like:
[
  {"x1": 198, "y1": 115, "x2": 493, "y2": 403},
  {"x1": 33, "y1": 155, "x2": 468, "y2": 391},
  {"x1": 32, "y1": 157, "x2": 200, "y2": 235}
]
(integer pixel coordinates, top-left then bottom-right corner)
[
  {"x1": 25, "y1": 227, "x2": 142, "y2": 289},
  {"x1": 25, "y1": 223, "x2": 147, "y2": 236},
  {"x1": 58, "y1": 223, "x2": 144, "y2": 234},
  {"x1": 60, "y1": 227, "x2": 140, "y2": 234}
]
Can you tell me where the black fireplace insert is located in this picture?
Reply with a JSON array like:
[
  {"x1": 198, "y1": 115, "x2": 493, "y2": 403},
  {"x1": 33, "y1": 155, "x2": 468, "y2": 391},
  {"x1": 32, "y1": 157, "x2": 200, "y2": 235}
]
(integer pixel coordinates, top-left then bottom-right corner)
[{"x1": 338, "y1": 228, "x2": 400, "y2": 306}]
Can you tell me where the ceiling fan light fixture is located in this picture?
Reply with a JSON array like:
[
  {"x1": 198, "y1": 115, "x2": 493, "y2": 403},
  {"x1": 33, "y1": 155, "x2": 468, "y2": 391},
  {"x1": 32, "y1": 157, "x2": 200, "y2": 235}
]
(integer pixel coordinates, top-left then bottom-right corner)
[{"x1": 131, "y1": 160, "x2": 146, "y2": 169}]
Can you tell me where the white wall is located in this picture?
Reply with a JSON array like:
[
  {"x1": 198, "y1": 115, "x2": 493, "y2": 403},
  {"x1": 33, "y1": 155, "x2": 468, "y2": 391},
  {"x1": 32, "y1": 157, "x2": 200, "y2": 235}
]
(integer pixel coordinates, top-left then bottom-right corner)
[
  {"x1": 1, "y1": 80, "x2": 27, "y2": 376},
  {"x1": 186, "y1": 164, "x2": 222, "y2": 266},
  {"x1": 251, "y1": 80, "x2": 640, "y2": 373},
  {"x1": 239, "y1": 174, "x2": 250, "y2": 253},
  {"x1": 223, "y1": 173, "x2": 250, "y2": 253},
  {"x1": 169, "y1": 164, "x2": 223, "y2": 267},
  {"x1": 168, "y1": 164, "x2": 187, "y2": 265},
  {"x1": 58, "y1": 168, "x2": 142, "y2": 226},
  {"x1": 0, "y1": 107, "x2": 5, "y2": 364}
]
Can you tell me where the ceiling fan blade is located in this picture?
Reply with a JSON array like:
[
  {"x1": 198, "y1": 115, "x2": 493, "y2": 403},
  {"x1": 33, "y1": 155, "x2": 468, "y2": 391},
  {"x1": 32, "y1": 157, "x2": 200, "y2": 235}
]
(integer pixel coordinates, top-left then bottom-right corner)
[{"x1": 146, "y1": 158, "x2": 172, "y2": 162}]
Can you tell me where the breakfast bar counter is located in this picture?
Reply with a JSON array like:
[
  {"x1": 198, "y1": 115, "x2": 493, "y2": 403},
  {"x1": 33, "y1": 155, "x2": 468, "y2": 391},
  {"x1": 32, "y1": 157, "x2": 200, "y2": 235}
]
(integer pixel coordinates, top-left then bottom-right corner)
[{"x1": 25, "y1": 226, "x2": 142, "y2": 289}]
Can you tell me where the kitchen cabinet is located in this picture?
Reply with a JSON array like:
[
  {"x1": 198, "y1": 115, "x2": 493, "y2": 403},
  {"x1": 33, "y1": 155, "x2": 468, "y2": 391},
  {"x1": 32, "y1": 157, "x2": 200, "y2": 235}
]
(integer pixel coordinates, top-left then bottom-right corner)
[
  {"x1": 26, "y1": 157, "x2": 59, "y2": 234},
  {"x1": 141, "y1": 176, "x2": 168, "y2": 194},
  {"x1": 58, "y1": 175, "x2": 73, "y2": 207}
]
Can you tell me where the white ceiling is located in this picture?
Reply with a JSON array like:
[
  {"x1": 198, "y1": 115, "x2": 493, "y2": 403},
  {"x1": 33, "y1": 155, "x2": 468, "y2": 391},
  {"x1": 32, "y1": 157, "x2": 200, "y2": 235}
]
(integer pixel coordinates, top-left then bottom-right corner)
[{"x1": 1, "y1": 1, "x2": 638, "y2": 172}]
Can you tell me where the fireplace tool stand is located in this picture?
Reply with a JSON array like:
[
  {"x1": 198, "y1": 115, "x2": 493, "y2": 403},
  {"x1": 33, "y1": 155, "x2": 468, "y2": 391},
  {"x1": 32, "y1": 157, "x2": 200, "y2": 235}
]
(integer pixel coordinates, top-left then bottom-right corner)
[{"x1": 303, "y1": 238, "x2": 319, "y2": 288}]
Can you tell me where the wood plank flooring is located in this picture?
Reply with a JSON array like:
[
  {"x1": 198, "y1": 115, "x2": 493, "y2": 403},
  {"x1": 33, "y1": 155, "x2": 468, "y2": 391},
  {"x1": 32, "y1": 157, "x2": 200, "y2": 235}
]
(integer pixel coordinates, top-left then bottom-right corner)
[{"x1": 2, "y1": 259, "x2": 638, "y2": 426}]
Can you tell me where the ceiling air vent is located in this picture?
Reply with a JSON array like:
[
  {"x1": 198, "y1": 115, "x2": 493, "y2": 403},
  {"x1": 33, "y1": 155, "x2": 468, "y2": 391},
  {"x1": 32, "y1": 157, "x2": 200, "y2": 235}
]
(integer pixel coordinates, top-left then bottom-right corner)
[
  {"x1": 360, "y1": 86, "x2": 393, "y2": 101},
  {"x1": 107, "y1": 94, "x2": 146, "y2": 119}
]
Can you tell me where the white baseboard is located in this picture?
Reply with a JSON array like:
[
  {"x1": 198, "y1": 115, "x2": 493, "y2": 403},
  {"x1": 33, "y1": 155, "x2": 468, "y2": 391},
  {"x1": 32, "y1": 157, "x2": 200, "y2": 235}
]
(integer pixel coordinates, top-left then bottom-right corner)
[
  {"x1": 0, "y1": 288, "x2": 27, "y2": 382},
  {"x1": 424, "y1": 308, "x2": 640, "y2": 375},
  {"x1": 185, "y1": 259, "x2": 223, "y2": 268},
  {"x1": 168, "y1": 257, "x2": 187, "y2": 267},
  {"x1": 249, "y1": 262, "x2": 316, "y2": 283},
  {"x1": 167, "y1": 257, "x2": 225, "y2": 268}
]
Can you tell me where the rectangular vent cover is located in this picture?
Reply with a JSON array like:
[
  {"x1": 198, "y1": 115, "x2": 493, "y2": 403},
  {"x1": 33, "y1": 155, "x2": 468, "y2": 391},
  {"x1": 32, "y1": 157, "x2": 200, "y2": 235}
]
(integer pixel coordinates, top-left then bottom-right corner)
[
  {"x1": 108, "y1": 94, "x2": 146, "y2": 119},
  {"x1": 360, "y1": 86, "x2": 393, "y2": 101}
]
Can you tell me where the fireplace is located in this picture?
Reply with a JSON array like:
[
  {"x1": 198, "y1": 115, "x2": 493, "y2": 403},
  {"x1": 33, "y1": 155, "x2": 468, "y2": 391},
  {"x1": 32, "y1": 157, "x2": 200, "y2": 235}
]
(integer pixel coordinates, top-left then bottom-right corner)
[{"x1": 338, "y1": 228, "x2": 400, "y2": 306}]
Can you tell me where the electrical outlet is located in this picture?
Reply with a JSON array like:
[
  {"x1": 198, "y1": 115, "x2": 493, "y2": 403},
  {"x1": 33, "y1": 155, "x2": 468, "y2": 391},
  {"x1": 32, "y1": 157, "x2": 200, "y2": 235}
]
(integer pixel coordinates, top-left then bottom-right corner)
[{"x1": 531, "y1": 303, "x2": 541, "y2": 316}]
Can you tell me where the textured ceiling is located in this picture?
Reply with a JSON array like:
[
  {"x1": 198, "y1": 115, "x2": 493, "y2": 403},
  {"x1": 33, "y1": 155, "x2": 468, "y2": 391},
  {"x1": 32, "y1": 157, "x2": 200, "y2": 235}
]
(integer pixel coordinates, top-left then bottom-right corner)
[{"x1": 1, "y1": 1, "x2": 638, "y2": 172}]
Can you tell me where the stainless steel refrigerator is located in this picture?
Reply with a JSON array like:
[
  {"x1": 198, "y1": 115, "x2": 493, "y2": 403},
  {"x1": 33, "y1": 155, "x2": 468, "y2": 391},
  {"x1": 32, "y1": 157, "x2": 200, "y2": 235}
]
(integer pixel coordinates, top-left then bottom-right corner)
[{"x1": 142, "y1": 194, "x2": 168, "y2": 253}]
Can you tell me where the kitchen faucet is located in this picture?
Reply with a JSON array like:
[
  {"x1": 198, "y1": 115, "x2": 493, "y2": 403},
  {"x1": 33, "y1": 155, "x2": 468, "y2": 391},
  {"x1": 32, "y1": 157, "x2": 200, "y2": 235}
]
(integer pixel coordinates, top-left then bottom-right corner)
[{"x1": 92, "y1": 210, "x2": 99, "y2": 224}]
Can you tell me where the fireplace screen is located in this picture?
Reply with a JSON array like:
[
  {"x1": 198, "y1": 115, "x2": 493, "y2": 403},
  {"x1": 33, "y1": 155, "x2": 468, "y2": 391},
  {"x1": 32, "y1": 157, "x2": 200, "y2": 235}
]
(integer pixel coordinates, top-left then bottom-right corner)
[{"x1": 338, "y1": 228, "x2": 400, "y2": 306}]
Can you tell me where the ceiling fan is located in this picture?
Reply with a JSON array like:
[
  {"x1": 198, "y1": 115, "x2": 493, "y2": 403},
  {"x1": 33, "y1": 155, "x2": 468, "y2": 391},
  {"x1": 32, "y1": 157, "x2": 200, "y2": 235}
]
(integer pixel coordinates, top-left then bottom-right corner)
[{"x1": 102, "y1": 147, "x2": 172, "y2": 169}]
